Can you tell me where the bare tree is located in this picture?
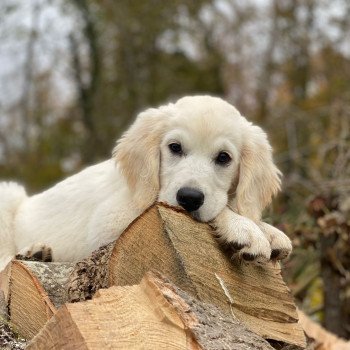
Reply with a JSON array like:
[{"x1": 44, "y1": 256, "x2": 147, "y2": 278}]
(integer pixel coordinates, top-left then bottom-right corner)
[
  {"x1": 69, "y1": 0, "x2": 101, "y2": 162},
  {"x1": 20, "y1": 1, "x2": 42, "y2": 151}
]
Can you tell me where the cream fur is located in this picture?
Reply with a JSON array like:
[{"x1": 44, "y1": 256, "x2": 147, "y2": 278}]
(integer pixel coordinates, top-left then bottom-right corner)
[{"x1": 0, "y1": 95, "x2": 291, "y2": 270}]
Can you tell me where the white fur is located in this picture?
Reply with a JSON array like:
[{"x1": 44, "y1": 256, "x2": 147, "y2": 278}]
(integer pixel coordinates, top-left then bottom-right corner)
[
  {"x1": 0, "y1": 96, "x2": 291, "y2": 270},
  {"x1": 0, "y1": 182, "x2": 27, "y2": 268}
]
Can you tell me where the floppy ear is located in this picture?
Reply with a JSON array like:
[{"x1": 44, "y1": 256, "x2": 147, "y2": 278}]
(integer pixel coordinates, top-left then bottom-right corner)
[
  {"x1": 113, "y1": 107, "x2": 169, "y2": 209},
  {"x1": 232, "y1": 123, "x2": 282, "y2": 222}
]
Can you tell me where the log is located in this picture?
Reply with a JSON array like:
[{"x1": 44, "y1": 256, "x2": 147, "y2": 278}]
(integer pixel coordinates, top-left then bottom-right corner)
[
  {"x1": 28, "y1": 271, "x2": 276, "y2": 350},
  {"x1": 68, "y1": 204, "x2": 306, "y2": 347},
  {"x1": 0, "y1": 260, "x2": 74, "y2": 339}
]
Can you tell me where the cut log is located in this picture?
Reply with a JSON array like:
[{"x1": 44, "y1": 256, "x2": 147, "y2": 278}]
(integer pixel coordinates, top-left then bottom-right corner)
[
  {"x1": 0, "y1": 260, "x2": 74, "y2": 339},
  {"x1": 28, "y1": 271, "x2": 276, "y2": 350},
  {"x1": 68, "y1": 204, "x2": 306, "y2": 347}
]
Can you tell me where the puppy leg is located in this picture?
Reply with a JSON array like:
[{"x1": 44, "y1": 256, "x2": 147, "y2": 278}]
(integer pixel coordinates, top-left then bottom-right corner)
[
  {"x1": 16, "y1": 243, "x2": 53, "y2": 262},
  {"x1": 211, "y1": 207, "x2": 271, "y2": 262},
  {"x1": 258, "y1": 222, "x2": 292, "y2": 260}
]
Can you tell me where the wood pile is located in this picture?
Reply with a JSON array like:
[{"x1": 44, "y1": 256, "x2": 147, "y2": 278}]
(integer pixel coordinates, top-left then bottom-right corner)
[{"x1": 1, "y1": 203, "x2": 314, "y2": 349}]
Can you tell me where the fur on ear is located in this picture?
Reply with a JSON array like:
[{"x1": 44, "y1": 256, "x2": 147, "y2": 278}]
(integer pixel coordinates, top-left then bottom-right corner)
[
  {"x1": 113, "y1": 107, "x2": 169, "y2": 209},
  {"x1": 232, "y1": 122, "x2": 282, "y2": 222}
]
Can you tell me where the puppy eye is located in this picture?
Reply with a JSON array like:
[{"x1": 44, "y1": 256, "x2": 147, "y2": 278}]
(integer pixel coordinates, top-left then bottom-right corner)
[
  {"x1": 168, "y1": 142, "x2": 183, "y2": 155},
  {"x1": 215, "y1": 152, "x2": 231, "y2": 165}
]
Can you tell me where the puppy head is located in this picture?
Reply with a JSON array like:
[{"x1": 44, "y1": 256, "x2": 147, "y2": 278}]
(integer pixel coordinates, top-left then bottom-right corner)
[
  {"x1": 158, "y1": 96, "x2": 281, "y2": 222},
  {"x1": 115, "y1": 95, "x2": 281, "y2": 222},
  {"x1": 113, "y1": 106, "x2": 171, "y2": 208}
]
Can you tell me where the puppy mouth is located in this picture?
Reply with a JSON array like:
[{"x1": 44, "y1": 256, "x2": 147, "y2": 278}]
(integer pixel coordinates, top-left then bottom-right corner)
[{"x1": 158, "y1": 199, "x2": 205, "y2": 222}]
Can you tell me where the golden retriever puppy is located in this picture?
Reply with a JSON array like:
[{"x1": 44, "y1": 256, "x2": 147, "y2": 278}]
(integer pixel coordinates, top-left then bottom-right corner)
[{"x1": 0, "y1": 96, "x2": 291, "y2": 269}]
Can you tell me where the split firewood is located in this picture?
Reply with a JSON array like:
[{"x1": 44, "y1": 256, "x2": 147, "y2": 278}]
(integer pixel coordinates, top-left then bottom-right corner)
[
  {"x1": 0, "y1": 260, "x2": 74, "y2": 339},
  {"x1": 1, "y1": 203, "x2": 306, "y2": 347},
  {"x1": 27, "y1": 271, "x2": 277, "y2": 350},
  {"x1": 68, "y1": 204, "x2": 305, "y2": 347}
]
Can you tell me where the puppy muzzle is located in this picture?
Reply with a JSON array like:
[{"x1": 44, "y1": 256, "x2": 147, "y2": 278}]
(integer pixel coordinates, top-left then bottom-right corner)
[{"x1": 176, "y1": 187, "x2": 204, "y2": 212}]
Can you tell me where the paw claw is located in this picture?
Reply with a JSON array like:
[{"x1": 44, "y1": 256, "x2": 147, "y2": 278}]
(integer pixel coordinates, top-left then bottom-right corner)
[
  {"x1": 16, "y1": 244, "x2": 53, "y2": 262},
  {"x1": 230, "y1": 242, "x2": 246, "y2": 252},
  {"x1": 32, "y1": 250, "x2": 43, "y2": 260},
  {"x1": 259, "y1": 222, "x2": 292, "y2": 261},
  {"x1": 242, "y1": 253, "x2": 256, "y2": 261},
  {"x1": 270, "y1": 248, "x2": 291, "y2": 261},
  {"x1": 33, "y1": 247, "x2": 52, "y2": 262},
  {"x1": 270, "y1": 249, "x2": 280, "y2": 260}
]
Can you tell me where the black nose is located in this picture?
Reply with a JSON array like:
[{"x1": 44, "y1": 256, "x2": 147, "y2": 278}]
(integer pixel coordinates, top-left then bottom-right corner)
[{"x1": 176, "y1": 187, "x2": 204, "y2": 212}]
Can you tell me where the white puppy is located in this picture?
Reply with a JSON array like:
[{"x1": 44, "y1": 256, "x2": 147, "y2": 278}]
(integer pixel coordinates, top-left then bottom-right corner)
[{"x1": 0, "y1": 96, "x2": 292, "y2": 270}]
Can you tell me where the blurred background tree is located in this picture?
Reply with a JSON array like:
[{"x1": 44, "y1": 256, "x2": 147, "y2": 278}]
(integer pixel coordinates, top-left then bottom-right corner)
[{"x1": 0, "y1": 0, "x2": 349, "y2": 338}]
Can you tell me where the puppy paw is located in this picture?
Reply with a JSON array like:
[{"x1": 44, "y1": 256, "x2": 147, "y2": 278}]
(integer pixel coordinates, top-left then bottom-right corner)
[
  {"x1": 258, "y1": 222, "x2": 292, "y2": 260},
  {"x1": 212, "y1": 209, "x2": 271, "y2": 262},
  {"x1": 16, "y1": 243, "x2": 53, "y2": 262}
]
